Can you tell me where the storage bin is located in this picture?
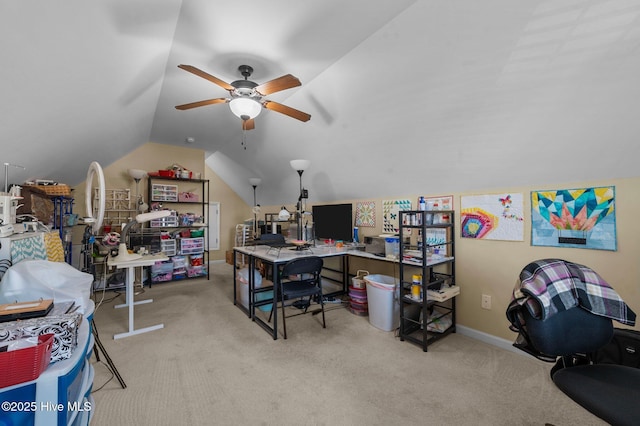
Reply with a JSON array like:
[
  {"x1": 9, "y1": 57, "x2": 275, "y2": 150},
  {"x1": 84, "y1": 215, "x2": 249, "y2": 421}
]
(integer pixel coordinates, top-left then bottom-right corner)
[
  {"x1": 385, "y1": 237, "x2": 400, "y2": 260},
  {"x1": 151, "y1": 183, "x2": 178, "y2": 201},
  {"x1": 178, "y1": 192, "x2": 199, "y2": 202},
  {"x1": 0, "y1": 313, "x2": 82, "y2": 362},
  {"x1": 179, "y1": 237, "x2": 204, "y2": 255},
  {"x1": 190, "y1": 228, "x2": 204, "y2": 238},
  {"x1": 150, "y1": 211, "x2": 178, "y2": 227},
  {"x1": 172, "y1": 255, "x2": 186, "y2": 268},
  {"x1": 151, "y1": 260, "x2": 173, "y2": 283},
  {"x1": 364, "y1": 274, "x2": 400, "y2": 331},
  {"x1": 187, "y1": 265, "x2": 207, "y2": 278},
  {"x1": 0, "y1": 334, "x2": 54, "y2": 388}
]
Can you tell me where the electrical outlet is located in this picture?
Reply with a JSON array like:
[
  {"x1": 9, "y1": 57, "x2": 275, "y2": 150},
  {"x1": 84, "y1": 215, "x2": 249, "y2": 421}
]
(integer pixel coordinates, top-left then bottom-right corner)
[{"x1": 481, "y1": 294, "x2": 492, "y2": 310}]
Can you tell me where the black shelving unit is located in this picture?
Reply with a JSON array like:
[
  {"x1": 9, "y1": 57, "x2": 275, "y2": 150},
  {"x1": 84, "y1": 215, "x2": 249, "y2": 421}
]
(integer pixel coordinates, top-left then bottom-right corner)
[
  {"x1": 52, "y1": 195, "x2": 74, "y2": 264},
  {"x1": 147, "y1": 175, "x2": 210, "y2": 282},
  {"x1": 398, "y1": 210, "x2": 456, "y2": 352}
]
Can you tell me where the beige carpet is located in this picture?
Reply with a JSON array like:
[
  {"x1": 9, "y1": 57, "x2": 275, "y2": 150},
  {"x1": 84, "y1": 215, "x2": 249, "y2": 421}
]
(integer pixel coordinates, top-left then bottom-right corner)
[{"x1": 89, "y1": 263, "x2": 605, "y2": 426}]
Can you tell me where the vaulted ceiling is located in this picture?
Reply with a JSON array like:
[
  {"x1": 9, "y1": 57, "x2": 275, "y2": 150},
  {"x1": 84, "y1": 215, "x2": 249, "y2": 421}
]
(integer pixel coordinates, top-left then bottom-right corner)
[{"x1": 2, "y1": 1, "x2": 640, "y2": 207}]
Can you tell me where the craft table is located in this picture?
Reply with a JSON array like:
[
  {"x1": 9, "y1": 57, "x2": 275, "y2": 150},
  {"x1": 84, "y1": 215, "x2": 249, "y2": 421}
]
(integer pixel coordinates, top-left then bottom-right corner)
[
  {"x1": 233, "y1": 245, "x2": 348, "y2": 340},
  {"x1": 233, "y1": 245, "x2": 455, "y2": 339},
  {"x1": 107, "y1": 253, "x2": 168, "y2": 339}
]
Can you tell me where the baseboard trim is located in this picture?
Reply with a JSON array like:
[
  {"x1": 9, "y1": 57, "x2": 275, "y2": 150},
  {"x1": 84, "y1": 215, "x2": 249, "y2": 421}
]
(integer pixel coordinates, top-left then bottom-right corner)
[{"x1": 456, "y1": 324, "x2": 525, "y2": 356}]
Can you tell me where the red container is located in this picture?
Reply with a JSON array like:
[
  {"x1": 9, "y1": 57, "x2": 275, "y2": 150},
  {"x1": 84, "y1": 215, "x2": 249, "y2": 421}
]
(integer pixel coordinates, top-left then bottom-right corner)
[
  {"x1": 158, "y1": 169, "x2": 174, "y2": 178},
  {"x1": 0, "y1": 334, "x2": 54, "y2": 388}
]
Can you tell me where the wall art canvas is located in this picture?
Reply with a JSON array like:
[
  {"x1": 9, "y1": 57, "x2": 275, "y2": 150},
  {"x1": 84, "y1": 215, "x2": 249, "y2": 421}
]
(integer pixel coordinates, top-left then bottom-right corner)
[
  {"x1": 383, "y1": 199, "x2": 411, "y2": 234},
  {"x1": 460, "y1": 193, "x2": 524, "y2": 241},
  {"x1": 355, "y1": 201, "x2": 376, "y2": 227},
  {"x1": 531, "y1": 186, "x2": 616, "y2": 251},
  {"x1": 425, "y1": 195, "x2": 453, "y2": 210}
]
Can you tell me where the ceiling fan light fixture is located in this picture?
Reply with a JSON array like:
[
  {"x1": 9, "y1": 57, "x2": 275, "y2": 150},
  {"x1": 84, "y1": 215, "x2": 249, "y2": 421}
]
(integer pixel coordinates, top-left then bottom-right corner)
[{"x1": 229, "y1": 97, "x2": 262, "y2": 120}]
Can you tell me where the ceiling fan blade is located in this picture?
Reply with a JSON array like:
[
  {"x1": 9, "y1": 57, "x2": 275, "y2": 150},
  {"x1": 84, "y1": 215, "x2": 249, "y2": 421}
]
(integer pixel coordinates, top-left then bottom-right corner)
[
  {"x1": 254, "y1": 74, "x2": 301, "y2": 96},
  {"x1": 263, "y1": 101, "x2": 311, "y2": 122},
  {"x1": 242, "y1": 118, "x2": 255, "y2": 131},
  {"x1": 175, "y1": 98, "x2": 227, "y2": 110},
  {"x1": 177, "y1": 64, "x2": 234, "y2": 91}
]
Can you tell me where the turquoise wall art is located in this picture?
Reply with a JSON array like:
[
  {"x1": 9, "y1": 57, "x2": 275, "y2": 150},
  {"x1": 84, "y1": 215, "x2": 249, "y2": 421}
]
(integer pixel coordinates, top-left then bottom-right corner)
[{"x1": 531, "y1": 186, "x2": 616, "y2": 251}]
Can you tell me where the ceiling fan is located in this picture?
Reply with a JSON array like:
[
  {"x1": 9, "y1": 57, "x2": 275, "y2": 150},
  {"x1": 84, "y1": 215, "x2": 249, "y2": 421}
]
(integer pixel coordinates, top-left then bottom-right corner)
[{"x1": 175, "y1": 64, "x2": 311, "y2": 130}]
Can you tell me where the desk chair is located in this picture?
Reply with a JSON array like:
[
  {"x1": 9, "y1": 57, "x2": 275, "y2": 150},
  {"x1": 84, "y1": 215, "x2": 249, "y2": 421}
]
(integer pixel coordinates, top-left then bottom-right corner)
[
  {"x1": 509, "y1": 297, "x2": 640, "y2": 425},
  {"x1": 270, "y1": 256, "x2": 325, "y2": 339}
]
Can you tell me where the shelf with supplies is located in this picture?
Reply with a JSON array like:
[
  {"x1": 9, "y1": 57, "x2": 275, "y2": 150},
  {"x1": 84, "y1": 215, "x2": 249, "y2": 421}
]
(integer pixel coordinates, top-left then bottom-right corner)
[
  {"x1": 398, "y1": 209, "x2": 457, "y2": 352},
  {"x1": 146, "y1": 175, "x2": 210, "y2": 283}
]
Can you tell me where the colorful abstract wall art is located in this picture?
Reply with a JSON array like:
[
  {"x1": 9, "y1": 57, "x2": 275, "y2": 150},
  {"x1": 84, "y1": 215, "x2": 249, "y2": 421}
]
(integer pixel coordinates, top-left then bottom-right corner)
[
  {"x1": 355, "y1": 201, "x2": 376, "y2": 227},
  {"x1": 531, "y1": 186, "x2": 616, "y2": 251},
  {"x1": 460, "y1": 193, "x2": 524, "y2": 241},
  {"x1": 383, "y1": 199, "x2": 411, "y2": 234}
]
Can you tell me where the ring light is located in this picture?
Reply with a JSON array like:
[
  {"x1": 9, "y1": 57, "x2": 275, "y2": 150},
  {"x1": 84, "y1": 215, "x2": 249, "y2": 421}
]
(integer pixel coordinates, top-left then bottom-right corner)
[{"x1": 85, "y1": 161, "x2": 105, "y2": 234}]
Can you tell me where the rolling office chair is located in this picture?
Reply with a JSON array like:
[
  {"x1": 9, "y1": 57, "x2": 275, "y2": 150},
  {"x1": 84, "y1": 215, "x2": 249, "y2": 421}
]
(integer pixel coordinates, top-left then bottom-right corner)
[
  {"x1": 507, "y1": 259, "x2": 640, "y2": 426},
  {"x1": 269, "y1": 256, "x2": 325, "y2": 339}
]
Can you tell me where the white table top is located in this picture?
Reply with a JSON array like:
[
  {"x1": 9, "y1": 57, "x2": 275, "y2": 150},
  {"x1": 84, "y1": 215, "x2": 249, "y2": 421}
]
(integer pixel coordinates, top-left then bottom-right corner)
[
  {"x1": 107, "y1": 252, "x2": 169, "y2": 268},
  {"x1": 234, "y1": 244, "x2": 454, "y2": 266}
]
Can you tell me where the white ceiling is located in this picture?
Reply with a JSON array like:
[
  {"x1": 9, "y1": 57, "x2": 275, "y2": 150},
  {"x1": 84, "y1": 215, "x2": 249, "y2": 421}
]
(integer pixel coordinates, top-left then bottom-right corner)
[{"x1": 2, "y1": 0, "x2": 640, "y2": 207}]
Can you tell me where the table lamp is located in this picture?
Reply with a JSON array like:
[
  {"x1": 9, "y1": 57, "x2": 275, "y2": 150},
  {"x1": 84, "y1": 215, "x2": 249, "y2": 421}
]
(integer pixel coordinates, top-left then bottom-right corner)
[{"x1": 111, "y1": 210, "x2": 171, "y2": 263}]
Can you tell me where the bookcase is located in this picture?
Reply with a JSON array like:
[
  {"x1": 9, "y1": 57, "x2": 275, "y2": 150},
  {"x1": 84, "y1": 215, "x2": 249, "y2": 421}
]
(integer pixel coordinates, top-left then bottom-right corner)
[{"x1": 398, "y1": 210, "x2": 457, "y2": 351}]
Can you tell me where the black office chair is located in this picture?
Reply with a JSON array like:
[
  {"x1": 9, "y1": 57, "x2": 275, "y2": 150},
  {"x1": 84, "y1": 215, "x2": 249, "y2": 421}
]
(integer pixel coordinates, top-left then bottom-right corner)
[
  {"x1": 270, "y1": 256, "x2": 325, "y2": 339},
  {"x1": 507, "y1": 261, "x2": 640, "y2": 425}
]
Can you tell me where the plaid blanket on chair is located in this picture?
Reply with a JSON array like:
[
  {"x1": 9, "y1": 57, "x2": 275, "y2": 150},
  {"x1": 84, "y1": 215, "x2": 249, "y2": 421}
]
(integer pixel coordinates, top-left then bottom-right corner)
[{"x1": 508, "y1": 258, "x2": 636, "y2": 326}]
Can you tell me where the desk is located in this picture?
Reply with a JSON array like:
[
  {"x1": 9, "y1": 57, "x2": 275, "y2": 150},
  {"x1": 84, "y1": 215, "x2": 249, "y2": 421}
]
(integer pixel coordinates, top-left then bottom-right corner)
[
  {"x1": 233, "y1": 245, "x2": 348, "y2": 340},
  {"x1": 233, "y1": 246, "x2": 455, "y2": 339},
  {"x1": 107, "y1": 253, "x2": 168, "y2": 339}
]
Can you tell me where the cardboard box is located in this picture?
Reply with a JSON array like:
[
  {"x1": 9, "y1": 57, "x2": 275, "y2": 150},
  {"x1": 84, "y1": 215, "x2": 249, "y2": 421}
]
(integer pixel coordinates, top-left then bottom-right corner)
[{"x1": 225, "y1": 250, "x2": 233, "y2": 265}]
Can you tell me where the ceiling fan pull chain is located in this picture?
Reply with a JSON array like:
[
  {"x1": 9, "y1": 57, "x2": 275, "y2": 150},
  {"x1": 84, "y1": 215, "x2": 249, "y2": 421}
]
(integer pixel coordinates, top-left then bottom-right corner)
[{"x1": 242, "y1": 128, "x2": 247, "y2": 150}]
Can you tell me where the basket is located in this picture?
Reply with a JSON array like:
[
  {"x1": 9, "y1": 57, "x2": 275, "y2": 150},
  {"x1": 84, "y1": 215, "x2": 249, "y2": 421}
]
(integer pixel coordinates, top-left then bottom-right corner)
[
  {"x1": 28, "y1": 184, "x2": 71, "y2": 196},
  {"x1": 0, "y1": 333, "x2": 54, "y2": 388}
]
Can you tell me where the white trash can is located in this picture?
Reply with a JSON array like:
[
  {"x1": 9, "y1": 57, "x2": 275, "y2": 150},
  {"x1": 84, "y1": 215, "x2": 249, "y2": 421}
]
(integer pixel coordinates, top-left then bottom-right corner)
[{"x1": 364, "y1": 274, "x2": 400, "y2": 331}]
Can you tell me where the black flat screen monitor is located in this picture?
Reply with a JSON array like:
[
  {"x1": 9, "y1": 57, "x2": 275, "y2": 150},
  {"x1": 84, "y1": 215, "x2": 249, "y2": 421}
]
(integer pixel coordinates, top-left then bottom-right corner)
[{"x1": 312, "y1": 203, "x2": 353, "y2": 242}]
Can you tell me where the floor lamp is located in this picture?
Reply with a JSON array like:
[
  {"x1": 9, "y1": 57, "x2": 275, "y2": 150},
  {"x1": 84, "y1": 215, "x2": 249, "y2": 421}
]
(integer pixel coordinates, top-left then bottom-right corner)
[
  {"x1": 290, "y1": 159, "x2": 310, "y2": 241},
  {"x1": 249, "y1": 177, "x2": 261, "y2": 238},
  {"x1": 128, "y1": 169, "x2": 147, "y2": 214}
]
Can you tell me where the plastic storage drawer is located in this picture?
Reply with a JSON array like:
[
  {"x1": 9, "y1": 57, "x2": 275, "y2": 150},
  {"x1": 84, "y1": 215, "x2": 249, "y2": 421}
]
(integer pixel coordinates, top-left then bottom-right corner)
[{"x1": 179, "y1": 237, "x2": 204, "y2": 255}]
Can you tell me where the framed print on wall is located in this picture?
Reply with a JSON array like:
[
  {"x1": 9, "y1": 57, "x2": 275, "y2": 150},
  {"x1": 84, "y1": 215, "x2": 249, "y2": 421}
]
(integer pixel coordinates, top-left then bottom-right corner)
[
  {"x1": 460, "y1": 193, "x2": 524, "y2": 241},
  {"x1": 531, "y1": 186, "x2": 616, "y2": 251}
]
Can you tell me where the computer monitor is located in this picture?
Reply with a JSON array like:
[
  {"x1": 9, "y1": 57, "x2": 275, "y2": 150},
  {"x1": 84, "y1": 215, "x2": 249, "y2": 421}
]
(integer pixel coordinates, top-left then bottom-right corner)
[{"x1": 312, "y1": 203, "x2": 353, "y2": 242}]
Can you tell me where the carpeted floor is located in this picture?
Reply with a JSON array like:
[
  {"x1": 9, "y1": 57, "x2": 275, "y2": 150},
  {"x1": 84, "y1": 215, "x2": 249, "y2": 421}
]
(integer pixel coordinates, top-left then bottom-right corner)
[{"x1": 89, "y1": 263, "x2": 605, "y2": 425}]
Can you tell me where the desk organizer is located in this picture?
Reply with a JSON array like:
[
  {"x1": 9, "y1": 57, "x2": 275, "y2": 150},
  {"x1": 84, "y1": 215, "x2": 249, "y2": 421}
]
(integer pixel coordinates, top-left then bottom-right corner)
[{"x1": 0, "y1": 333, "x2": 54, "y2": 388}]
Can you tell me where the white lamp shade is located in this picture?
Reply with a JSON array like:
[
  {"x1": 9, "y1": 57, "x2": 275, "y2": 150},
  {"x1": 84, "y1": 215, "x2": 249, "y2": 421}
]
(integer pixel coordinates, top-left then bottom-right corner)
[
  {"x1": 128, "y1": 169, "x2": 147, "y2": 180},
  {"x1": 278, "y1": 207, "x2": 291, "y2": 221},
  {"x1": 229, "y1": 97, "x2": 262, "y2": 119},
  {"x1": 290, "y1": 159, "x2": 310, "y2": 172},
  {"x1": 249, "y1": 177, "x2": 262, "y2": 187}
]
